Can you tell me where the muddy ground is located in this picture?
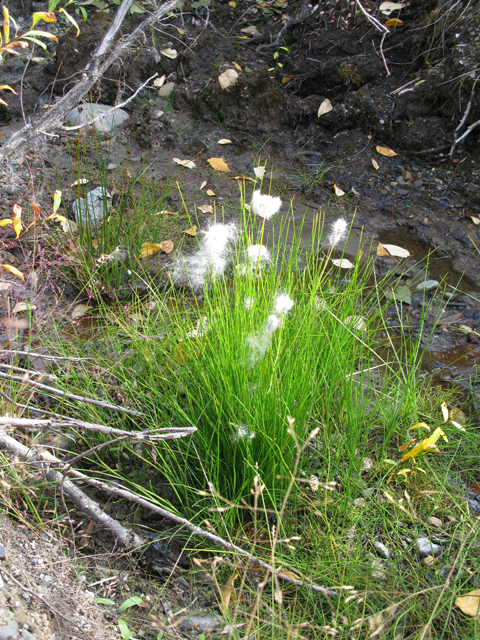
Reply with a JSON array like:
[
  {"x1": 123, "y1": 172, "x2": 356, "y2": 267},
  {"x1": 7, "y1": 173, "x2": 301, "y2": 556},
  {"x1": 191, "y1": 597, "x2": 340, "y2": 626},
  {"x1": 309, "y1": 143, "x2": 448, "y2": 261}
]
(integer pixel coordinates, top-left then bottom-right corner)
[{"x1": 1, "y1": 0, "x2": 480, "y2": 637}]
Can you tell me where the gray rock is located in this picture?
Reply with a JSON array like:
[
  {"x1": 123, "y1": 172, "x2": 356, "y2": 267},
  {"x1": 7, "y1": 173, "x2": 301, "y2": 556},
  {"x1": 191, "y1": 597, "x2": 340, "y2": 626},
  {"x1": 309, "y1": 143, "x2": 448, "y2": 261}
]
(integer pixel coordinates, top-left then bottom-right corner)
[
  {"x1": 20, "y1": 631, "x2": 37, "y2": 640},
  {"x1": 181, "y1": 616, "x2": 222, "y2": 632},
  {"x1": 158, "y1": 82, "x2": 176, "y2": 99},
  {"x1": 72, "y1": 187, "x2": 111, "y2": 226},
  {"x1": 0, "y1": 544, "x2": 5, "y2": 560},
  {"x1": 0, "y1": 617, "x2": 18, "y2": 640},
  {"x1": 416, "y1": 537, "x2": 441, "y2": 558},
  {"x1": 65, "y1": 104, "x2": 129, "y2": 133},
  {"x1": 373, "y1": 541, "x2": 390, "y2": 559},
  {"x1": 416, "y1": 280, "x2": 439, "y2": 292}
]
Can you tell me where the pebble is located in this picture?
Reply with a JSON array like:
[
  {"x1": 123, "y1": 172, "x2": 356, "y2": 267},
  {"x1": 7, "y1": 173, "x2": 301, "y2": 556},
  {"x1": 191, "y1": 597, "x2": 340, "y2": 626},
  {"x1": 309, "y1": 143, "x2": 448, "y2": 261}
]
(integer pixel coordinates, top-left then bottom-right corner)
[
  {"x1": 373, "y1": 541, "x2": 390, "y2": 559},
  {"x1": 72, "y1": 187, "x2": 112, "y2": 226},
  {"x1": 0, "y1": 545, "x2": 5, "y2": 561},
  {"x1": 65, "y1": 104, "x2": 129, "y2": 133},
  {"x1": 181, "y1": 616, "x2": 222, "y2": 632},
  {"x1": 416, "y1": 280, "x2": 439, "y2": 291},
  {"x1": 158, "y1": 82, "x2": 176, "y2": 99},
  {"x1": 416, "y1": 537, "x2": 441, "y2": 558}
]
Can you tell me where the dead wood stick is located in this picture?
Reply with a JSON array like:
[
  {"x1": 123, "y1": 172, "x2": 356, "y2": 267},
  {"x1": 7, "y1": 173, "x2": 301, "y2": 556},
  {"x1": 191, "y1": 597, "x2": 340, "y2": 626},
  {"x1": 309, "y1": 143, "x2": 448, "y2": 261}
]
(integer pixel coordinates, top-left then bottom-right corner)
[
  {"x1": 0, "y1": 0, "x2": 183, "y2": 160},
  {"x1": 59, "y1": 465, "x2": 336, "y2": 596},
  {"x1": 0, "y1": 416, "x2": 196, "y2": 441},
  {"x1": 0, "y1": 370, "x2": 141, "y2": 416},
  {"x1": 0, "y1": 431, "x2": 144, "y2": 549},
  {"x1": 0, "y1": 349, "x2": 90, "y2": 361}
]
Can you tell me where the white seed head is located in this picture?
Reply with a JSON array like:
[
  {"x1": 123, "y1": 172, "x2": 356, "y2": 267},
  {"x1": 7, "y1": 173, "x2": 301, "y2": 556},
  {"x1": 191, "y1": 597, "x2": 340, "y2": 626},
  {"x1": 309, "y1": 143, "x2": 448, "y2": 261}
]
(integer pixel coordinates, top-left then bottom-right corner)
[
  {"x1": 251, "y1": 190, "x2": 282, "y2": 220},
  {"x1": 274, "y1": 293, "x2": 294, "y2": 315},
  {"x1": 246, "y1": 244, "x2": 271, "y2": 263},
  {"x1": 203, "y1": 222, "x2": 238, "y2": 255},
  {"x1": 231, "y1": 423, "x2": 256, "y2": 442},
  {"x1": 244, "y1": 297, "x2": 254, "y2": 310},
  {"x1": 327, "y1": 218, "x2": 348, "y2": 248},
  {"x1": 266, "y1": 314, "x2": 281, "y2": 336}
]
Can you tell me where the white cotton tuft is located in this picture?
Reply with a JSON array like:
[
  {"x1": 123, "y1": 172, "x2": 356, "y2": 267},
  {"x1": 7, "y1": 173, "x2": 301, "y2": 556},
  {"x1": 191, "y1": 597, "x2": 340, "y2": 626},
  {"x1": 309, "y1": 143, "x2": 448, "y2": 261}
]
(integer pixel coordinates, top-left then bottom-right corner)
[
  {"x1": 251, "y1": 190, "x2": 282, "y2": 220},
  {"x1": 274, "y1": 293, "x2": 294, "y2": 316},
  {"x1": 327, "y1": 218, "x2": 348, "y2": 248},
  {"x1": 246, "y1": 244, "x2": 270, "y2": 263}
]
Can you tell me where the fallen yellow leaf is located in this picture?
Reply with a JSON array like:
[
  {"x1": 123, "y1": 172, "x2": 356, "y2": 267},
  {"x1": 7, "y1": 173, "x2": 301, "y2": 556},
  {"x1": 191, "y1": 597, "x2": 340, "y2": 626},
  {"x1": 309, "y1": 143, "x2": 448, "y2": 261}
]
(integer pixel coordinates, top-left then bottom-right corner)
[
  {"x1": 0, "y1": 218, "x2": 12, "y2": 227},
  {"x1": 410, "y1": 422, "x2": 430, "y2": 431},
  {"x1": 141, "y1": 240, "x2": 174, "y2": 258},
  {"x1": 333, "y1": 184, "x2": 345, "y2": 197},
  {"x1": 376, "y1": 242, "x2": 389, "y2": 256},
  {"x1": 282, "y1": 76, "x2": 293, "y2": 83},
  {"x1": 161, "y1": 239, "x2": 174, "y2": 254},
  {"x1": 173, "y1": 158, "x2": 195, "y2": 169},
  {"x1": 1, "y1": 264, "x2": 24, "y2": 282},
  {"x1": 231, "y1": 61, "x2": 242, "y2": 71},
  {"x1": 376, "y1": 145, "x2": 398, "y2": 157},
  {"x1": 455, "y1": 590, "x2": 480, "y2": 617},
  {"x1": 11, "y1": 204, "x2": 22, "y2": 239},
  {"x1": 372, "y1": 158, "x2": 380, "y2": 170},
  {"x1": 402, "y1": 427, "x2": 448, "y2": 462},
  {"x1": 229, "y1": 1, "x2": 236, "y2": 6},
  {"x1": 198, "y1": 205, "x2": 213, "y2": 214},
  {"x1": 206, "y1": 189, "x2": 216, "y2": 196},
  {"x1": 208, "y1": 157, "x2": 230, "y2": 172},
  {"x1": 184, "y1": 226, "x2": 197, "y2": 236},
  {"x1": 385, "y1": 17, "x2": 404, "y2": 26},
  {"x1": 441, "y1": 402, "x2": 449, "y2": 422}
]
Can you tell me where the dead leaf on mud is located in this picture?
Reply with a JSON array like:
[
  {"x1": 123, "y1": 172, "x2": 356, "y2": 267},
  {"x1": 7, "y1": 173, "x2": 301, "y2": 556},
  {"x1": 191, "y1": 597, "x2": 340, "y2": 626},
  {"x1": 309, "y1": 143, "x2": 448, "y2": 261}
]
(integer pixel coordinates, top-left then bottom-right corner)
[
  {"x1": 153, "y1": 75, "x2": 166, "y2": 87},
  {"x1": 282, "y1": 76, "x2": 293, "y2": 83},
  {"x1": 379, "y1": 1, "x2": 405, "y2": 15},
  {"x1": 455, "y1": 590, "x2": 480, "y2": 617},
  {"x1": 317, "y1": 98, "x2": 333, "y2": 117},
  {"x1": 11, "y1": 204, "x2": 22, "y2": 239},
  {"x1": 141, "y1": 241, "x2": 174, "y2": 258},
  {"x1": 218, "y1": 69, "x2": 239, "y2": 90},
  {"x1": 376, "y1": 145, "x2": 398, "y2": 157},
  {"x1": 372, "y1": 158, "x2": 380, "y2": 170},
  {"x1": 385, "y1": 18, "x2": 404, "y2": 26},
  {"x1": 198, "y1": 205, "x2": 213, "y2": 214},
  {"x1": 332, "y1": 258, "x2": 353, "y2": 269},
  {"x1": 254, "y1": 166, "x2": 266, "y2": 179},
  {"x1": 208, "y1": 157, "x2": 230, "y2": 171},
  {"x1": 71, "y1": 178, "x2": 89, "y2": 186},
  {"x1": 12, "y1": 301, "x2": 36, "y2": 313},
  {"x1": 232, "y1": 61, "x2": 242, "y2": 71},
  {"x1": 206, "y1": 189, "x2": 216, "y2": 196},
  {"x1": 160, "y1": 48, "x2": 177, "y2": 59},
  {"x1": 218, "y1": 139, "x2": 232, "y2": 145},
  {"x1": 377, "y1": 243, "x2": 410, "y2": 258},
  {"x1": 333, "y1": 184, "x2": 345, "y2": 196},
  {"x1": 156, "y1": 210, "x2": 176, "y2": 216},
  {"x1": 0, "y1": 264, "x2": 24, "y2": 282},
  {"x1": 72, "y1": 304, "x2": 91, "y2": 320},
  {"x1": 470, "y1": 216, "x2": 480, "y2": 225},
  {"x1": 173, "y1": 158, "x2": 196, "y2": 169},
  {"x1": 200, "y1": 181, "x2": 207, "y2": 189},
  {"x1": 241, "y1": 25, "x2": 262, "y2": 36},
  {"x1": 184, "y1": 226, "x2": 198, "y2": 236}
]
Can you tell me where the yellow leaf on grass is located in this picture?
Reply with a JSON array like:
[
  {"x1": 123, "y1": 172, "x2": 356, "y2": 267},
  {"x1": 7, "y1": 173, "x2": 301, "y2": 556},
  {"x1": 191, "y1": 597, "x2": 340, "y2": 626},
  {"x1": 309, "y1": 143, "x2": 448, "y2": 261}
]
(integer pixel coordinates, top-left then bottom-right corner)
[
  {"x1": 376, "y1": 145, "x2": 398, "y2": 157},
  {"x1": 1, "y1": 264, "x2": 24, "y2": 281},
  {"x1": 173, "y1": 158, "x2": 196, "y2": 169},
  {"x1": 410, "y1": 422, "x2": 430, "y2": 431},
  {"x1": 11, "y1": 204, "x2": 22, "y2": 239},
  {"x1": 220, "y1": 573, "x2": 238, "y2": 610},
  {"x1": 184, "y1": 225, "x2": 197, "y2": 236},
  {"x1": 0, "y1": 219, "x2": 12, "y2": 227},
  {"x1": 237, "y1": 35, "x2": 249, "y2": 40},
  {"x1": 229, "y1": 1, "x2": 236, "y2": 7},
  {"x1": 385, "y1": 18, "x2": 404, "y2": 27},
  {"x1": 141, "y1": 240, "x2": 174, "y2": 258},
  {"x1": 198, "y1": 205, "x2": 213, "y2": 214},
  {"x1": 455, "y1": 590, "x2": 480, "y2": 617},
  {"x1": 397, "y1": 469, "x2": 412, "y2": 477},
  {"x1": 206, "y1": 189, "x2": 216, "y2": 196},
  {"x1": 156, "y1": 210, "x2": 176, "y2": 216},
  {"x1": 402, "y1": 427, "x2": 448, "y2": 461},
  {"x1": 208, "y1": 157, "x2": 230, "y2": 171},
  {"x1": 71, "y1": 304, "x2": 91, "y2": 319},
  {"x1": 441, "y1": 401, "x2": 449, "y2": 422}
]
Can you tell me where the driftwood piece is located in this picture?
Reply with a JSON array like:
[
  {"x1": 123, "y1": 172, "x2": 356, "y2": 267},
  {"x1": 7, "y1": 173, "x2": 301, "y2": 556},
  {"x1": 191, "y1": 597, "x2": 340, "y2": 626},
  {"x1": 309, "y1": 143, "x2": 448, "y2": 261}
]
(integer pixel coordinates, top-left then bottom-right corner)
[
  {"x1": 0, "y1": 0, "x2": 183, "y2": 160},
  {"x1": 0, "y1": 429, "x2": 144, "y2": 548}
]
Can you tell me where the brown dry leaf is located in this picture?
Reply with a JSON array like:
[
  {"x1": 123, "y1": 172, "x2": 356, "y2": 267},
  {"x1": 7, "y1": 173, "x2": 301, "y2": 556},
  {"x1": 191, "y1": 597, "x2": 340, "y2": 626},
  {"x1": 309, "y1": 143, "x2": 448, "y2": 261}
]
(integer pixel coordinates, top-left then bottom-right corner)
[
  {"x1": 206, "y1": 189, "x2": 216, "y2": 196},
  {"x1": 376, "y1": 242, "x2": 389, "y2": 256},
  {"x1": 450, "y1": 407, "x2": 466, "y2": 424},
  {"x1": 333, "y1": 184, "x2": 345, "y2": 197},
  {"x1": 385, "y1": 17, "x2": 404, "y2": 26},
  {"x1": 173, "y1": 158, "x2": 196, "y2": 169},
  {"x1": 376, "y1": 145, "x2": 398, "y2": 157},
  {"x1": 220, "y1": 573, "x2": 238, "y2": 611},
  {"x1": 11, "y1": 204, "x2": 22, "y2": 239},
  {"x1": 72, "y1": 304, "x2": 91, "y2": 320},
  {"x1": 153, "y1": 74, "x2": 166, "y2": 87},
  {"x1": 470, "y1": 483, "x2": 480, "y2": 496},
  {"x1": 184, "y1": 225, "x2": 197, "y2": 236},
  {"x1": 317, "y1": 98, "x2": 333, "y2": 117},
  {"x1": 160, "y1": 48, "x2": 177, "y2": 59},
  {"x1": 455, "y1": 590, "x2": 480, "y2": 617},
  {"x1": 282, "y1": 76, "x2": 293, "y2": 83},
  {"x1": 218, "y1": 69, "x2": 239, "y2": 90},
  {"x1": 218, "y1": 139, "x2": 233, "y2": 145},
  {"x1": 208, "y1": 157, "x2": 230, "y2": 172},
  {"x1": 1, "y1": 264, "x2": 24, "y2": 282},
  {"x1": 372, "y1": 158, "x2": 380, "y2": 170},
  {"x1": 198, "y1": 205, "x2": 213, "y2": 214},
  {"x1": 231, "y1": 61, "x2": 242, "y2": 71},
  {"x1": 141, "y1": 241, "x2": 174, "y2": 258},
  {"x1": 160, "y1": 239, "x2": 174, "y2": 254}
]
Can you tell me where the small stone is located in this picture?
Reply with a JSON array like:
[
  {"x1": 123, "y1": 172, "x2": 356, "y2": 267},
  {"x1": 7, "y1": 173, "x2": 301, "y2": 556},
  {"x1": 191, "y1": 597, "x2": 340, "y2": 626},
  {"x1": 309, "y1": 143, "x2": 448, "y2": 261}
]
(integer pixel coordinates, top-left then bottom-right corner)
[
  {"x1": 353, "y1": 497, "x2": 366, "y2": 508},
  {"x1": 0, "y1": 617, "x2": 19, "y2": 639},
  {"x1": 416, "y1": 280, "x2": 439, "y2": 292},
  {"x1": 181, "y1": 616, "x2": 222, "y2": 632},
  {"x1": 416, "y1": 537, "x2": 441, "y2": 558},
  {"x1": 20, "y1": 631, "x2": 37, "y2": 640},
  {"x1": 158, "y1": 82, "x2": 176, "y2": 99},
  {"x1": 397, "y1": 176, "x2": 405, "y2": 185},
  {"x1": 413, "y1": 180, "x2": 423, "y2": 187},
  {"x1": 66, "y1": 104, "x2": 129, "y2": 133},
  {"x1": 0, "y1": 544, "x2": 5, "y2": 560},
  {"x1": 72, "y1": 187, "x2": 112, "y2": 226},
  {"x1": 421, "y1": 555, "x2": 435, "y2": 566},
  {"x1": 373, "y1": 541, "x2": 390, "y2": 559},
  {"x1": 427, "y1": 516, "x2": 443, "y2": 528}
]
